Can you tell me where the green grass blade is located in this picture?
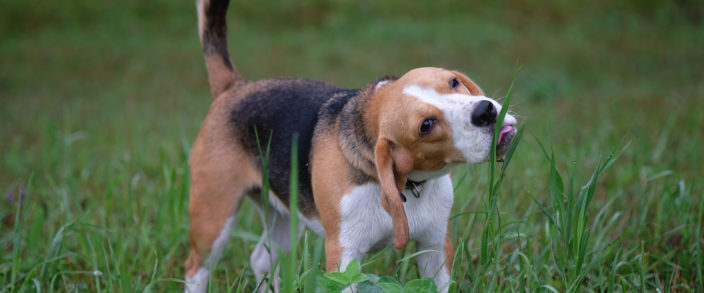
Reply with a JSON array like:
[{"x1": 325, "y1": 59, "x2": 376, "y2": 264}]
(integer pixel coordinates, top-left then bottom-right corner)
[
  {"x1": 10, "y1": 175, "x2": 33, "y2": 293},
  {"x1": 696, "y1": 197, "x2": 704, "y2": 291},
  {"x1": 499, "y1": 123, "x2": 525, "y2": 175},
  {"x1": 282, "y1": 133, "x2": 300, "y2": 293}
]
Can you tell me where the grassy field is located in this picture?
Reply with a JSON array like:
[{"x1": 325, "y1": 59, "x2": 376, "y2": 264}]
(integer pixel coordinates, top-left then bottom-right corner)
[{"x1": 1, "y1": 0, "x2": 703, "y2": 291}]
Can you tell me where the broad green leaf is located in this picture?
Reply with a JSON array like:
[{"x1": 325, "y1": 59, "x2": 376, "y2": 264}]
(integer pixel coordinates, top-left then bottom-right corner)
[
  {"x1": 344, "y1": 259, "x2": 362, "y2": 276},
  {"x1": 404, "y1": 278, "x2": 438, "y2": 293},
  {"x1": 378, "y1": 276, "x2": 402, "y2": 285},
  {"x1": 365, "y1": 274, "x2": 380, "y2": 284},
  {"x1": 324, "y1": 272, "x2": 351, "y2": 285},
  {"x1": 358, "y1": 281, "x2": 385, "y2": 293},
  {"x1": 377, "y1": 282, "x2": 403, "y2": 293},
  {"x1": 349, "y1": 273, "x2": 369, "y2": 284},
  {"x1": 323, "y1": 259, "x2": 366, "y2": 286},
  {"x1": 316, "y1": 274, "x2": 348, "y2": 293}
]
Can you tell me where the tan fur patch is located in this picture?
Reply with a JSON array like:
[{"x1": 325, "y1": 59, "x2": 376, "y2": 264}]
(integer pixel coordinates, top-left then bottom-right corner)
[
  {"x1": 310, "y1": 129, "x2": 354, "y2": 271},
  {"x1": 185, "y1": 97, "x2": 260, "y2": 277},
  {"x1": 443, "y1": 227, "x2": 455, "y2": 271}
]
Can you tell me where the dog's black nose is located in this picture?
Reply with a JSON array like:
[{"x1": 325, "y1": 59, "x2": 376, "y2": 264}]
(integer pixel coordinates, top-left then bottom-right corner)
[{"x1": 471, "y1": 100, "x2": 497, "y2": 127}]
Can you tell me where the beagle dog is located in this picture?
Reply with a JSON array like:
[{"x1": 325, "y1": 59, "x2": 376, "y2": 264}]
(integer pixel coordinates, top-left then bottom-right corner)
[{"x1": 185, "y1": 0, "x2": 518, "y2": 292}]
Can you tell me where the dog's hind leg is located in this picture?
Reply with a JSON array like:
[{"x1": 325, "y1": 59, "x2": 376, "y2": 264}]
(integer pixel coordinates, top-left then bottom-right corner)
[
  {"x1": 249, "y1": 197, "x2": 305, "y2": 293},
  {"x1": 184, "y1": 134, "x2": 259, "y2": 293}
]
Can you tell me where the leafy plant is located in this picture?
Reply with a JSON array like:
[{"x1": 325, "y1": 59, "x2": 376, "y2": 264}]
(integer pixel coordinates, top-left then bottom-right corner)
[{"x1": 535, "y1": 139, "x2": 627, "y2": 292}]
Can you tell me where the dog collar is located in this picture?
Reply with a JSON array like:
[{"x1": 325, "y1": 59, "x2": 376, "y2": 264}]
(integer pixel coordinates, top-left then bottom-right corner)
[{"x1": 400, "y1": 180, "x2": 426, "y2": 202}]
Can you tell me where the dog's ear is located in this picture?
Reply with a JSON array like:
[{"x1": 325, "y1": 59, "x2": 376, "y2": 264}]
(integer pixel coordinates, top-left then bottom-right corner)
[
  {"x1": 452, "y1": 70, "x2": 484, "y2": 96},
  {"x1": 374, "y1": 137, "x2": 413, "y2": 250}
]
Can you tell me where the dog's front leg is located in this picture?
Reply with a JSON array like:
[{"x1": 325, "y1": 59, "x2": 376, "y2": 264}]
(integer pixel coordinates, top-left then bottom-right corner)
[
  {"x1": 416, "y1": 231, "x2": 453, "y2": 293},
  {"x1": 324, "y1": 188, "x2": 381, "y2": 292},
  {"x1": 324, "y1": 234, "x2": 366, "y2": 293}
]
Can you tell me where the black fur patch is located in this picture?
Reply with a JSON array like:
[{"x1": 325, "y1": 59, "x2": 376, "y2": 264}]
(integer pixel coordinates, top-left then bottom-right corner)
[{"x1": 231, "y1": 78, "x2": 359, "y2": 217}]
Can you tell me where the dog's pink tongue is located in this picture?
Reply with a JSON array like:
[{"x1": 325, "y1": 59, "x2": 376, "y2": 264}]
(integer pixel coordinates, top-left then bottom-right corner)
[{"x1": 497, "y1": 125, "x2": 514, "y2": 145}]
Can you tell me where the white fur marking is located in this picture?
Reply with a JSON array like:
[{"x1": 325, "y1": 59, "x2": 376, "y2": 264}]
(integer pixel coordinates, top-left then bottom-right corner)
[
  {"x1": 416, "y1": 247, "x2": 451, "y2": 293},
  {"x1": 336, "y1": 176, "x2": 454, "y2": 289},
  {"x1": 338, "y1": 176, "x2": 454, "y2": 251},
  {"x1": 205, "y1": 216, "x2": 235, "y2": 268},
  {"x1": 185, "y1": 267, "x2": 209, "y2": 293},
  {"x1": 375, "y1": 80, "x2": 390, "y2": 89},
  {"x1": 196, "y1": 0, "x2": 205, "y2": 40},
  {"x1": 184, "y1": 217, "x2": 234, "y2": 293}
]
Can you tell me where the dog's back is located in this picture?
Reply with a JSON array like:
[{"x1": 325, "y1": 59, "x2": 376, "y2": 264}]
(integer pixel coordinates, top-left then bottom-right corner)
[{"x1": 230, "y1": 78, "x2": 360, "y2": 216}]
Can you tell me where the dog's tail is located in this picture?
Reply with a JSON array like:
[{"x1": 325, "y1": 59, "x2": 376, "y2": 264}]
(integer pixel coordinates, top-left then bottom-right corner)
[{"x1": 196, "y1": 0, "x2": 242, "y2": 98}]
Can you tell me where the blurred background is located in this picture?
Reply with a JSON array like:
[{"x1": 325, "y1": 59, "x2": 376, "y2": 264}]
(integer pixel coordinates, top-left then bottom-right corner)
[{"x1": 1, "y1": 0, "x2": 702, "y2": 291}]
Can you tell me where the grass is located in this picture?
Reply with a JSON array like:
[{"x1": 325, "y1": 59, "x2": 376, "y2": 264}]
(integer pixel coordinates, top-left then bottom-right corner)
[{"x1": 1, "y1": 0, "x2": 703, "y2": 291}]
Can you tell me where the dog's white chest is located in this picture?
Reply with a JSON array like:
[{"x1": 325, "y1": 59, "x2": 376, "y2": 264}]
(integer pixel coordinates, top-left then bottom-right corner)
[{"x1": 337, "y1": 175, "x2": 454, "y2": 252}]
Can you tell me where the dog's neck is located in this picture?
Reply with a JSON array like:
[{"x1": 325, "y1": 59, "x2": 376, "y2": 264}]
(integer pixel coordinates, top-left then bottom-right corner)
[{"x1": 338, "y1": 85, "x2": 379, "y2": 181}]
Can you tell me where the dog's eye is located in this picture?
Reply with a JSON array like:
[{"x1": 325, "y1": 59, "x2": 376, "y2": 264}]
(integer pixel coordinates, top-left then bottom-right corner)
[
  {"x1": 449, "y1": 78, "x2": 460, "y2": 89},
  {"x1": 419, "y1": 119, "x2": 437, "y2": 137}
]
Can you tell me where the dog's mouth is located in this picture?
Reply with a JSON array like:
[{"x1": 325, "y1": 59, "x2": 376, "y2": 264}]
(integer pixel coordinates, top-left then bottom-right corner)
[{"x1": 496, "y1": 124, "x2": 516, "y2": 160}]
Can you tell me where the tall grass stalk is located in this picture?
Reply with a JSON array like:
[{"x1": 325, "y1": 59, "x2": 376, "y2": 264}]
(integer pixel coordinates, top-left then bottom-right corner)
[
  {"x1": 536, "y1": 137, "x2": 627, "y2": 292},
  {"x1": 10, "y1": 175, "x2": 32, "y2": 293},
  {"x1": 474, "y1": 72, "x2": 524, "y2": 290},
  {"x1": 282, "y1": 134, "x2": 300, "y2": 293},
  {"x1": 254, "y1": 127, "x2": 275, "y2": 291},
  {"x1": 696, "y1": 198, "x2": 704, "y2": 291}
]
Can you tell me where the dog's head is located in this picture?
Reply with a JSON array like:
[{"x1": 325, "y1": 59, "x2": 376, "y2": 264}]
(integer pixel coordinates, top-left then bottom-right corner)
[{"x1": 368, "y1": 67, "x2": 517, "y2": 249}]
